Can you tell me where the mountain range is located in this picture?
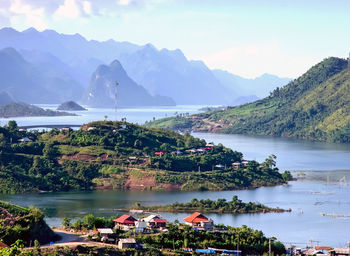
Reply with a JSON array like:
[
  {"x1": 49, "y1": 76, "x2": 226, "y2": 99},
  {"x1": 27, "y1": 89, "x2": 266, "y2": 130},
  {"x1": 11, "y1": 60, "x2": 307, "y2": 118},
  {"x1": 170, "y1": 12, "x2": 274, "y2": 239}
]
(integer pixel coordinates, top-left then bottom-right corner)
[
  {"x1": 82, "y1": 60, "x2": 175, "y2": 107},
  {"x1": 0, "y1": 27, "x2": 290, "y2": 107},
  {"x1": 148, "y1": 57, "x2": 350, "y2": 143}
]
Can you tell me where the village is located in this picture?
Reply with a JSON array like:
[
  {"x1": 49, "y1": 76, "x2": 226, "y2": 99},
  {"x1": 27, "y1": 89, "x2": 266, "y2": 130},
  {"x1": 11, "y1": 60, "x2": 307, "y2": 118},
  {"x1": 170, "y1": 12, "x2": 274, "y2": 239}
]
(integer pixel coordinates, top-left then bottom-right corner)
[
  {"x1": 74, "y1": 212, "x2": 222, "y2": 253},
  {"x1": 39, "y1": 210, "x2": 349, "y2": 256}
]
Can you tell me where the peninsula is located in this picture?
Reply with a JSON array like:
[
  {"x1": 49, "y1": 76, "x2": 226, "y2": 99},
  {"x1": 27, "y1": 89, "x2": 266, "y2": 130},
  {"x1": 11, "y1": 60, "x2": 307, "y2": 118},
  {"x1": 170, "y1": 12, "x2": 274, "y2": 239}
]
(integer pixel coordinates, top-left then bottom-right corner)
[{"x1": 0, "y1": 120, "x2": 291, "y2": 194}]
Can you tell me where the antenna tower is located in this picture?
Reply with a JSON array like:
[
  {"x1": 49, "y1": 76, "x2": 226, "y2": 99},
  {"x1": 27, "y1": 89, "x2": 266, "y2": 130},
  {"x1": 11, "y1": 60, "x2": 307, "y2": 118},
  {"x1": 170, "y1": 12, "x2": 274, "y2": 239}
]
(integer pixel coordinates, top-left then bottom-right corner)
[{"x1": 115, "y1": 81, "x2": 119, "y2": 122}]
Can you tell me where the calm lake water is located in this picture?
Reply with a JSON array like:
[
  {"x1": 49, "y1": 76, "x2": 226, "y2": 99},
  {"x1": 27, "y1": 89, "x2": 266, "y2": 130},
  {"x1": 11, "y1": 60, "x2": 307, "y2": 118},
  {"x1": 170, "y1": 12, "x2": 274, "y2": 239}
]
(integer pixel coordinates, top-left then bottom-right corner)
[{"x1": 1, "y1": 105, "x2": 350, "y2": 247}]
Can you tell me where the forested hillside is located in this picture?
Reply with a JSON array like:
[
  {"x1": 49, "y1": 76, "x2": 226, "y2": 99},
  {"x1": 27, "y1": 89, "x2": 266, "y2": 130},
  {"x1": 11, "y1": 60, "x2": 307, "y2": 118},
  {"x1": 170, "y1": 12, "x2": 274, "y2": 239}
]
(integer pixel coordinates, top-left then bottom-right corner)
[
  {"x1": 148, "y1": 57, "x2": 350, "y2": 143},
  {"x1": 0, "y1": 120, "x2": 289, "y2": 194}
]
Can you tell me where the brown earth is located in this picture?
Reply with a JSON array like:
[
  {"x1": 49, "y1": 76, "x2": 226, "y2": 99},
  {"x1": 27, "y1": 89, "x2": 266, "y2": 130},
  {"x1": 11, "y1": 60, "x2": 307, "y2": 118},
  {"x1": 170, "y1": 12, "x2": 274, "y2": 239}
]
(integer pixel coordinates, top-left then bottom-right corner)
[{"x1": 61, "y1": 153, "x2": 109, "y2": 162}]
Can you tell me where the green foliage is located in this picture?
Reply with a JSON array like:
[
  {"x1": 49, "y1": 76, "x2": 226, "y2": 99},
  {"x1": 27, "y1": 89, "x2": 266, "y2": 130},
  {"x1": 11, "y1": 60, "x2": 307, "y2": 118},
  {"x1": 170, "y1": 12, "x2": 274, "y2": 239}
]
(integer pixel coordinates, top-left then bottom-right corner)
[
  {"x1": 136, "y1": 195, "x2": 285, "y2": 214},
  {"x1": 0, "y1": 120, "x2": 287, "y2": 194},
  {"x1": 0, "y1": 201, "x2": 58, "y2": 246},
  {"x1": 71, "y1": 214, "x2": 117, "y2": 231},
  {"x1": 148, "y1": 57, "x2": 350, "y2": 143},
  {"x1": 137, "y1": 224, "x2": 285, "y2": 255}
]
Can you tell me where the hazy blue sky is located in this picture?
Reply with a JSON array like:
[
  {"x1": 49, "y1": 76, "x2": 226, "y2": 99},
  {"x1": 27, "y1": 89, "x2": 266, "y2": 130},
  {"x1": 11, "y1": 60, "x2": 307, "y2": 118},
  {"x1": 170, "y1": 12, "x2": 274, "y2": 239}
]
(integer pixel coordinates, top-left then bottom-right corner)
[{"x1": 0, "y1": 0, "x2": 349, "y2": 78}]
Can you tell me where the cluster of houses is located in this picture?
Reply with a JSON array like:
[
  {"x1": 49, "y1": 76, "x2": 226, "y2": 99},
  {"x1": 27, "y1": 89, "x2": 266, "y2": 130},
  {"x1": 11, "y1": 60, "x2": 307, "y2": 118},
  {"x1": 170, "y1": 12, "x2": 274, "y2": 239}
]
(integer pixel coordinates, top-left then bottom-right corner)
[
  {"x1": 154, "y1": 142, "x2": 251, "y2": 170},
  {"x1": 91, "y1": 212, "x2": 214, "y2": 249},
  {"x1": 113, "y1": 212, "x2": 213, "y2": 232},
  {"x1": 289, "y1": 246, "x2": 350, "y2": 256},
  {"x1": 154, "y1": 143, "x2": 215, "y2": 157}
]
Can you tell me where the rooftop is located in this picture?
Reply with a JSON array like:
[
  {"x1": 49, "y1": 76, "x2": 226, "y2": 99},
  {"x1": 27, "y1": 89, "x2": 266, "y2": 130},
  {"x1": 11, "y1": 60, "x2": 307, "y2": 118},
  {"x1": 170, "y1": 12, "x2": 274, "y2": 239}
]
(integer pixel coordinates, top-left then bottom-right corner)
[
  {"x1": 114, "y1": 214, "x2": 137, "y2": 224},
  {"x1": 119, "y1": 238, "x2": 136, "y2": 243},
  {"x1": 184, "y1": 212, "x2": 209, "y2": 223}
]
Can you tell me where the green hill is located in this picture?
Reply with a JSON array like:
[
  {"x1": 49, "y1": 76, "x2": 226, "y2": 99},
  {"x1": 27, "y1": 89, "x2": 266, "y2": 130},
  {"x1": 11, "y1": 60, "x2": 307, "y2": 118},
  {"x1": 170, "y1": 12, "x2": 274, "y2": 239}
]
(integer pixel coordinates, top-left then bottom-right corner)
[
  {"x1": 0, "y1": 200, "x2": 58, "y2": 246},
  {"x1": 0, "y1": 120, "x2": 289, "y2": 194},
  {"x1": 148, "y1": 57, "x2": 350, "y2": 143},
  {"x1": 0, "y1": 102, "x2": 77, "y2": 118}
]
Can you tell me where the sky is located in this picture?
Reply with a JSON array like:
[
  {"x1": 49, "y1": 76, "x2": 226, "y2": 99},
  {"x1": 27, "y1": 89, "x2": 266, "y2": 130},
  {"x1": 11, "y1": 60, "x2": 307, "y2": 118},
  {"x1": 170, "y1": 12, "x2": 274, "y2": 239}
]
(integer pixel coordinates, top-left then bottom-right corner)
[{"x1": 0, "y1": 0, "x2": 349, "y2": 78}]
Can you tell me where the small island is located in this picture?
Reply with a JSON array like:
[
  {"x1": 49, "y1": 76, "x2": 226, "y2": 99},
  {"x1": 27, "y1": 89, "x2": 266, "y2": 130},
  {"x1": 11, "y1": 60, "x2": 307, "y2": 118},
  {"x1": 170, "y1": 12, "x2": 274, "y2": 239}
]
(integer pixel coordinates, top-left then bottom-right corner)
[
  {"x1": 129, "y1": 196, "x2": 290, "y2": 214},
  {"x1": 0, "y1": 102, "x2": 77, "y2": 118},
  {"x1": 57, "y1": 101, "x2": 87, "y2": 111}
]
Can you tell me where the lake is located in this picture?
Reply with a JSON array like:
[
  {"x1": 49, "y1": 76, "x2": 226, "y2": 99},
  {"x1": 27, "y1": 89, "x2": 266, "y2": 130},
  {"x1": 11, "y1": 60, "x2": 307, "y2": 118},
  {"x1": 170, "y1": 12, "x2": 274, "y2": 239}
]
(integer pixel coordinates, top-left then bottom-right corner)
[
  {"x1": 1, "y1": 105, "x2": 350, "y2": 247},
  {"x1": 1, "y1": 171, "x2": 350, "y2": 247}
]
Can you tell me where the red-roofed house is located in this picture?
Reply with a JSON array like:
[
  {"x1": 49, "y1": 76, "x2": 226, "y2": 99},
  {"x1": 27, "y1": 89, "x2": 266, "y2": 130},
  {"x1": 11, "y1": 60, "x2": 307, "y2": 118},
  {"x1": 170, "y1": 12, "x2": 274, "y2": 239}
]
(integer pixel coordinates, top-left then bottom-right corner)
[
  {"x1": 155, "y1": 151, "x2": 165, "y2": 156},
  {"x1": 114, "y1": 215, "x2": 137, "y2": 230},
  {"x1": 183, "y1": 212, "x2": 214, "y2": 231},
  {"x1": 0, "y1": 241, "x2": 10, "y2": 248},
  {"x1": 154, "y1": 218, "x2": 168, "y2": 228}
]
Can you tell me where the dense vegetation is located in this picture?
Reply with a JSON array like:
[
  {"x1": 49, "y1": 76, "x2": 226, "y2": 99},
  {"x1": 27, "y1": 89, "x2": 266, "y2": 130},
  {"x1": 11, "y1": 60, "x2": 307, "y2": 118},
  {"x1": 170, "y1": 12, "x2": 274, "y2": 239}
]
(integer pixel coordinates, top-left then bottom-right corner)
[
  {"x1": 138, "y1": 223, "x2": 285, "y2": 255},
  {"x1": 148, "y1": 57, "x2": 350, "y2": 143},
  {"x1": 0, "y1": 200, "x2": 58, "y2": 246},
  {"x1": 0, "y1": 102, "x2": 76, "y2": 118},
  {"x1": 0, "y1": 242, "x2": 164, "y2": 256},
  {"x1": 0, "y1": 120, "x2": 289, "y2": 194},
  {"x1": 131, "y1": 196, "x2": 288, "y2": 213}
]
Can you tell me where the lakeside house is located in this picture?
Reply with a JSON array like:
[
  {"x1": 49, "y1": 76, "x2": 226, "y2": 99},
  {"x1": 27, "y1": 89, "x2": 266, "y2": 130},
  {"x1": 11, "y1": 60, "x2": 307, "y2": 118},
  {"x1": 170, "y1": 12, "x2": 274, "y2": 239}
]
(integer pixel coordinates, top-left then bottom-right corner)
[
  {"x1": 118, "y1": 238, "x2": 137, "y2": 249},
  {"x1": 61, "y1": 127, "x2": 72, "y2": 132},
  {"x1": 114, "y1": 215, "x2": 137, "y2": 230},
  {"x1": 142, "y1": 214, "x2": 168, "y2": 228},
  {"x1": 241, "y1": 160, "x2": 249, "y2": 166},
  {"x1": 17, "y1": 137, "x2": 32, "y2": 142},
  {"x1": 232, "y1": 162, "x2": 241, "y2": 168},
  {"x1": 97, "y1": 228, "x2": 114, "y2": 242},
  {"x1": 330, "y1": 248, "x2": 350, "y2": 256},
  {"x1": 172, "y1": 150, "x2": 183, "y2": 155},
  {"x1": 135, "y1": 220, "x2": 147, "y2": 233},
  {"x1": 183, "y1": 212, "x2": 214, "y2": 231}
]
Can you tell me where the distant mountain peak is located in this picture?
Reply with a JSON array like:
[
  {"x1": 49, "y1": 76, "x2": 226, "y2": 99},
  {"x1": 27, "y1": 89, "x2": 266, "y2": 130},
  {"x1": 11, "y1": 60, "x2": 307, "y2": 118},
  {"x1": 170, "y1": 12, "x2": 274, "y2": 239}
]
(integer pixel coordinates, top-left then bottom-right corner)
[
  {"x1": 142, "y1": 43, "x2": 157, "y2": 51},
  {"x1": 22, "y1": 27, "x2": 39, "y2": 34}
]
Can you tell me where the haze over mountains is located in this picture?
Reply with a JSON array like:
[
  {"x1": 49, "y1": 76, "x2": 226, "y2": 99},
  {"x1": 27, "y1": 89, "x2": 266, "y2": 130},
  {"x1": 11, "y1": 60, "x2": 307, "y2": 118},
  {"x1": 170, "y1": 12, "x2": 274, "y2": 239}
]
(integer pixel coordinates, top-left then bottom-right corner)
[
  {"x1": 150, "y1": 57, "x2": 350, "y2": 143},
  {"x1": 0, "y1": 27, "x2": 290, "y2": 107}
]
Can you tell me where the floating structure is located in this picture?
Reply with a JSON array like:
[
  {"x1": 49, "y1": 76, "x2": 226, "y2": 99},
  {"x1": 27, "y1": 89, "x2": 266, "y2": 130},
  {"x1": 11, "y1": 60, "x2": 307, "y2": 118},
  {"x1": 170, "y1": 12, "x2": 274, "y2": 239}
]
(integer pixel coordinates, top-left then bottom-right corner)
[{"x1": 320, "y1": 212, "x2": 350, "y2": 218}]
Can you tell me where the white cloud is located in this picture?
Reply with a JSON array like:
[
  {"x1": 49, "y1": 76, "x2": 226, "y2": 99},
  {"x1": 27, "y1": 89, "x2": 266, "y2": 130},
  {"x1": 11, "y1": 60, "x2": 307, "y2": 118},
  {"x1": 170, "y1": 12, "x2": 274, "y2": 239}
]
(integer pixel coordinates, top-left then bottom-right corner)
[
  {"x1": 82, "y1": 1, "x2": 92, "y2": 14},
  {"x1": 118, "y1": 0, "x2": 131, "y2": 5},
  {"x1": 9, "y1": 0, "x2": 47, "y2": 30},
  {"x1": 54, "y1": 0, "x2": 81, "y2": 19},
  {"x1": 202, "y1": 41, "x2": 319, "y2": 78}
]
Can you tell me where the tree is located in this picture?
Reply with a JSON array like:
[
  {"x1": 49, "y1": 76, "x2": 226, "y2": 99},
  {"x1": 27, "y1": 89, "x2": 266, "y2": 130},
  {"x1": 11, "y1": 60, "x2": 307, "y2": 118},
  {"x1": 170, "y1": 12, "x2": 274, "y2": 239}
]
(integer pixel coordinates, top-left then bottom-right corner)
[
  {"x1": 0, "y1": 133, "x2": 7, "y2": 148},
  {"x1": 263, "y1": 154, "x2": 277, "y2": 168},
  {"x1": 160, "y1": 143, "x2": 171, "y2": 152},
  {"x1": 43, "y1": 143, "x2": 59, "y2": 160},
  {"x1": 62, "y1": 217, "x2": 71, "y2": 229},
  {"x1": 33, "y1": 240, "x2": 40, "y2": 254},
  {"x1": 7, "y1": 120, "x2": 18, "y2": 133}
]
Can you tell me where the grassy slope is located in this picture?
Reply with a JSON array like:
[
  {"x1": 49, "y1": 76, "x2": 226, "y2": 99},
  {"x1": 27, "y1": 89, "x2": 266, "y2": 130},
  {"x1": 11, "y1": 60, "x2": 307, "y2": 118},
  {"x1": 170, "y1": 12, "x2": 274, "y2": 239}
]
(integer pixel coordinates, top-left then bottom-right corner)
[
  {"x1": 149, "y1": 57, "x2": 350, "y2": 142},
  {"x1": 0, "y1": 200, "x2": 58, "y2": 246}
]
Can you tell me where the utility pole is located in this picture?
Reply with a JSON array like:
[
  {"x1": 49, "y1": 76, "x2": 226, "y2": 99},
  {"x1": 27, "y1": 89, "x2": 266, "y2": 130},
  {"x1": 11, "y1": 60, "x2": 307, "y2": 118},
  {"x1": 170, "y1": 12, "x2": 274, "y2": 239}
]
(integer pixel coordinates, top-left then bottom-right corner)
[
  {"x1": 269, "y1": 238, "x2": 271, "y2": 256},
  {"x1": 237, "y1": 234, "x2": 239, "y2": 256},
  {"x1": 115, "y1": 81, "x2": 119, "y2": 123}
]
